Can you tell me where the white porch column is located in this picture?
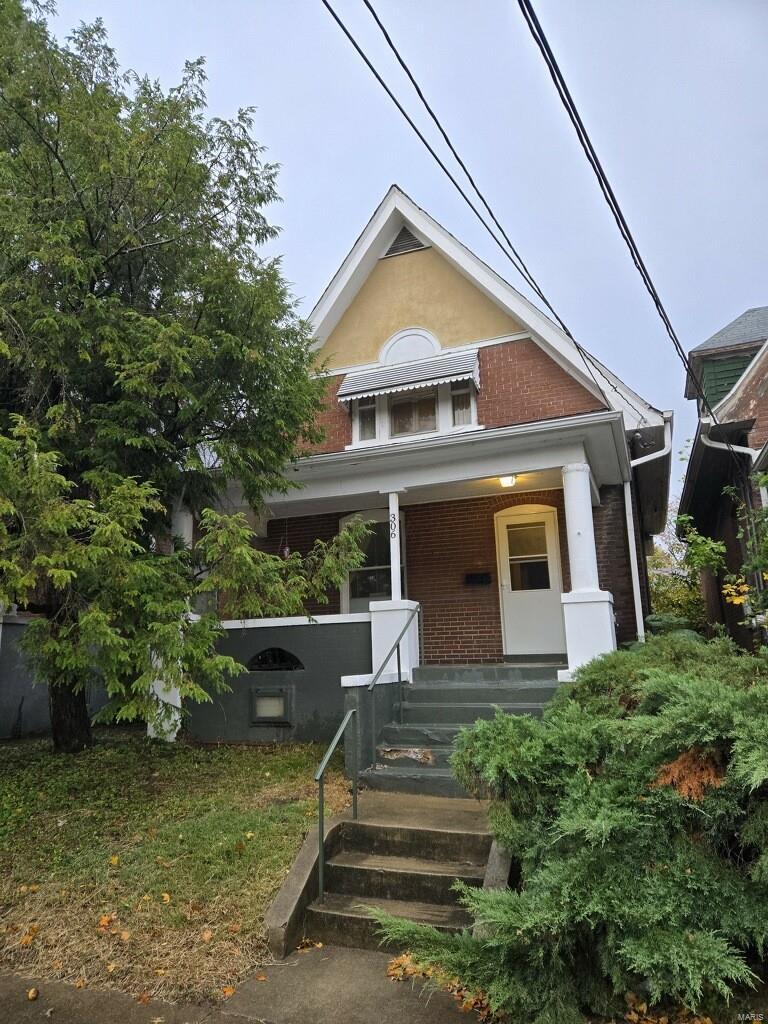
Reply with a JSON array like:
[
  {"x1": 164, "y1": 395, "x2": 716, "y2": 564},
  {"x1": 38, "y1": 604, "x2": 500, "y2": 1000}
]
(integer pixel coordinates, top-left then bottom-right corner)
[
  {"x1": 559, "y1": 463, "x2": 616, "y2": 681},
  {"x1": 147, "y1": 501, "x2": 191, "y2": 741},
  {"x1": 388, "y1": 491, "x2": 402, "y2": 601}
]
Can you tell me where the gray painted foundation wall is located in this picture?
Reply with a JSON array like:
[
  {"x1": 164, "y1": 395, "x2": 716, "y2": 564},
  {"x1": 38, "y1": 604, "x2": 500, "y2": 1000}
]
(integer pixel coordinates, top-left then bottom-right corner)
[
  {"x1": 184, "y1": 621, "x2": 372, "y2": 745},
  {"x1": 0, "y1": 618, "x2": 109, "y2": 739}
]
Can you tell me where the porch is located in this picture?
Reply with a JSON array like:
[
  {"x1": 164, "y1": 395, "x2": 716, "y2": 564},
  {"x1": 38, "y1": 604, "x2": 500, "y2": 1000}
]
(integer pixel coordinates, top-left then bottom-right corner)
[{"x1": 237, "y1": 410, "x2": 643, "y2": 675}]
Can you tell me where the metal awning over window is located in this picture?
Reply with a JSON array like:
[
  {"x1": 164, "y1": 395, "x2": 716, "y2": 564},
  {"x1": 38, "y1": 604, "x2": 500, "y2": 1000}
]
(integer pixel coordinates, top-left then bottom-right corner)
[{"x1": 337, "y1": 351, "x2": 480, "y2": 404}]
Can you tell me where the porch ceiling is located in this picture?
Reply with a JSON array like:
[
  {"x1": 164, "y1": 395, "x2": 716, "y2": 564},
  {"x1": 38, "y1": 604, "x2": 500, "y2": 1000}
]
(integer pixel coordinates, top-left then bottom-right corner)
[{"x1": 262, "y1": 467, "x2": 566, "y2": 519}]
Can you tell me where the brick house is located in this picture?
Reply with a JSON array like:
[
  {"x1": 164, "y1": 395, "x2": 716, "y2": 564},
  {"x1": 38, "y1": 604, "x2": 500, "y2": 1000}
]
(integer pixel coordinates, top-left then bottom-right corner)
[
  {"x1": 219, "y1": 186, "x2": 672, "y2": 690},
  {"x1": 679, "y1": 307, "x2": 768, "y2": 643}
]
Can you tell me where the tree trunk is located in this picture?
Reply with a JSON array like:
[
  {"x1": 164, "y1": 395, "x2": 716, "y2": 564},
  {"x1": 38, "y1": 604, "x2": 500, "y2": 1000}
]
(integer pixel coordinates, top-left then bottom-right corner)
[{"x1": 49, "y1": 685, "x2": 92, "y2": 753}]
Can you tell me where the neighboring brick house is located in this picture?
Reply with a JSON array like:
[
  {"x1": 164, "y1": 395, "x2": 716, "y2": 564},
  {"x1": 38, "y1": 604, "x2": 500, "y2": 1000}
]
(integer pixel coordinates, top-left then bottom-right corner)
[
  {"x1": 228, "y1": 185, "x2": 671, "y2": 679},
  {"x1": 679, "y1": 307, "x2": 768, "y2": 643}
]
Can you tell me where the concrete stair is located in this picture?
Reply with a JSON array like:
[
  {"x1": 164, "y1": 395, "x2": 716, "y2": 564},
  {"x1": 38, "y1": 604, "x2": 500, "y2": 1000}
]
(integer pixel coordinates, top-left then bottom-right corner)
[
  {"x1": 304, "y1": 819, "x2": 490, "y2": 950},
  {"x1": 360, "y1": 661, "x2": 563, "y2": 797}
]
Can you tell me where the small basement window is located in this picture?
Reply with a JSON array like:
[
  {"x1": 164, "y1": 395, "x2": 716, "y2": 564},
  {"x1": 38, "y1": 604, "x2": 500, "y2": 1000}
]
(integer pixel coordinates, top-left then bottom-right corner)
[
  {"x1": 248, "y1": 648, "x2": 304, "y2": 671},
  {"x1": 250, "y1": 687, "x2": 293, "y2": 725}
]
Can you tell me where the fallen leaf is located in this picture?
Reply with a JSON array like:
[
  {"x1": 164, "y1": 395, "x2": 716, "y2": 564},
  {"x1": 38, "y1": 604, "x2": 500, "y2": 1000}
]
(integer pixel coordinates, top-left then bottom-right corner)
[
  {"x1": 137, "y1": 992, "x2": 151, "y2": 1005},
  {"x1": 19, "y1": 925, "x2": 39, "y2": 947},
  {"x1": 109, "y1": 855, "x2": 120, "y2": 866},
  {"x1": 254, "y1": 974, "x2": 267, "y2": 983},
  {"x1": 106, "y1": 963, "x2": 118, "y2": 974},
  {"x1": 201, "y1": 929, "x2": 213, "y2": 943},
  {"x1": 74, "y1": 978, "x2": 87, "y2": 990},
  {"x1": 27, "y1": 987, "x2": 39, "y2": 1001},
  {"x1": 119, "y1": 930, "x2": 131, "y2": 942},
  {"x1": 222, "y1": 985, "x2": 236, "y2": 999},
  {"x1": 245, "y1": 831, "x2": 255, "y2": 839},
  {"x1": 155, "y1": 969, "x2": 166, "y2": 976},
  {"x1": 227, "y1": 923, "x2": 242, "y2": 934},
  {"x1": 161, "y1": 892, "x2": 171, "y2": 904}
]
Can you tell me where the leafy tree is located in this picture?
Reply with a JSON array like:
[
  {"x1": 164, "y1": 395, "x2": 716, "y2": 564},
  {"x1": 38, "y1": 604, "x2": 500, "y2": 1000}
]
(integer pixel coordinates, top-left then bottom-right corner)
[
  {"x1": 647, "y1": 501, "x2": 710, "y2": 632},
  {"x1": 0, "y1": 3, "x2": 365, "y2": 750},
  {"x1": 376, "y1": 635, "x2": 768, "y2": 1023}
]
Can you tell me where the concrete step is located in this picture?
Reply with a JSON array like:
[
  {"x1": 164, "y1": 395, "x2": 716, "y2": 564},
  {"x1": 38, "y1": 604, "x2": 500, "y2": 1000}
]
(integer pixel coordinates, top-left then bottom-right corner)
[
  {"x1": 412, "y1": 663, "x2": 562, "y2": 684},
  {"x1": 379, "y1": 722, "x2": 464, "y2": 745},
  {"x1": 377, "y1": 743, "x2": 455, "y2": 769},
  {"x1": 359, "y1": 765, "x2": 467, "y2": 798},
  {"x1": 339, "y1": 820, "x2": 491, "y2": 864},
  {"x1": 400, "y1": 701, "x2": 547, "y2": 724},
  {"x1": 304, "y1": 892, "x2": 471, "y2": 951},
  {"x1": 405, "y1": 681, "x2": 559, "y2": 703},
  {"x1": 326, "y1": 850, "x2": 484, "y2": 902}
]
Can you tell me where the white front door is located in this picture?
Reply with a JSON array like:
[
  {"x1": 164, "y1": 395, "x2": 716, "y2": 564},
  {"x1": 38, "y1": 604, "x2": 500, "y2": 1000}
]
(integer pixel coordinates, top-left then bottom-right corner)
[{"x1": 495, "y1": 507, "x2": 566, "y2": 656}]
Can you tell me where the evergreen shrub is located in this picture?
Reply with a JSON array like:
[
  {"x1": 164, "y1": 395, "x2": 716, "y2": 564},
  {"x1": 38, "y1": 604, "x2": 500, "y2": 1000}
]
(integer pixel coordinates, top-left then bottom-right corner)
[{"x1": 376, "y1": 635, "x2": 768, "y2": 1023}]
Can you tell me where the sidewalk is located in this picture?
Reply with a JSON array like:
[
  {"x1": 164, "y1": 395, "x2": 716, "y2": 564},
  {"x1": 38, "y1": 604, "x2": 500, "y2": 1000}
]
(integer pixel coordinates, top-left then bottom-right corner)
[{"x1": 3, "y1": 945, "x2": 468, "y2": 1024}]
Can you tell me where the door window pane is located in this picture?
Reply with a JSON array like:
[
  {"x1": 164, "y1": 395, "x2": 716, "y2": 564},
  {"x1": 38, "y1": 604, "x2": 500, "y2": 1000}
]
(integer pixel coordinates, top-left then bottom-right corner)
[
  {"x1": 509, "y1": 559, "x2": 550, "y2": 591},
  {"x1": 507, "y1": 521, "x2": 551, "y2": 591},
  {"x1": 506, "y1": 523, "x2": 547, "y2": 557}
]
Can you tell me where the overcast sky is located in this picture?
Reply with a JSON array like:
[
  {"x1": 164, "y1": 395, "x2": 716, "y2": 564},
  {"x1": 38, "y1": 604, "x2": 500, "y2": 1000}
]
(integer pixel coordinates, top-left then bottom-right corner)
[{"x1": 51, "y1": 0, "x2": 768, "y2": 491}]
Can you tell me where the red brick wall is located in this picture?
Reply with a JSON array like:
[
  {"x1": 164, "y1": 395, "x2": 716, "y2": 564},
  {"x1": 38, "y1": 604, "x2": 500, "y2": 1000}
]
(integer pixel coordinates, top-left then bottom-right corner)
[
  {"x1": 304, "y1": 341, "x2": 605, "y2": 456},
  {"x1": 404, "y1": 490, "x2": 571, "y2": 663},
  {"x1": 593, "y1": 485, "x2": 641, "y2": 645},
  {"x1": 476, "y1": 340, "x2": 605, "y2": 429},
  {"x1": 257, "y1": 511, "x2": 344, "y2": 615},
  {"x1": 303, "y1": 375, "x2": 352, "y2": 455}
]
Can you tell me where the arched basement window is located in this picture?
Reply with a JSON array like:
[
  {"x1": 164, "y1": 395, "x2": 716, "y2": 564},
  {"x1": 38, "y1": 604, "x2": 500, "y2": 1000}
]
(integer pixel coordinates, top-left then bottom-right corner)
[{"x1": 248, "y1": 648, "x2": 304, "y2": 672}]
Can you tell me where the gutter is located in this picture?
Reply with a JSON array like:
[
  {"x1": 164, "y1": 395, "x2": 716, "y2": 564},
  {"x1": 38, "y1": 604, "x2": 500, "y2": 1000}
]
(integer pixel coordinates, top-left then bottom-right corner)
[
  {"x1": 626, "y1": 414, "x2": 674, "y2": 641},
  {"x1": 700, "y1": 419, "x2": 766, "y2": 508}
]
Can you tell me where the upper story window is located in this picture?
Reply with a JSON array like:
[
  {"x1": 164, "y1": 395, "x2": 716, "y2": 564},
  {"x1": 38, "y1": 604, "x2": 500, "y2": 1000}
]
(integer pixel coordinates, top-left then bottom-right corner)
[
  {"x1": 390, "y1": 389, "x2": 437, "y2": 437},
  {"x1": 451, "y1": 381, "x2": 472, "y2": 426},
  {"x1": 339, "y1": 329, "x2": 481, "y2": 449},
  {"x1": 350, "y1": 380, "x2": 477, "y2": 446}
]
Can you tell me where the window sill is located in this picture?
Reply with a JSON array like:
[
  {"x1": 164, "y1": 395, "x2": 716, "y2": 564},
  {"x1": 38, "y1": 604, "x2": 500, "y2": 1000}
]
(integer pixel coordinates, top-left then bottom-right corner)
[{"x1": 345, "y1": 424, "x2": 484, "y2": 452}]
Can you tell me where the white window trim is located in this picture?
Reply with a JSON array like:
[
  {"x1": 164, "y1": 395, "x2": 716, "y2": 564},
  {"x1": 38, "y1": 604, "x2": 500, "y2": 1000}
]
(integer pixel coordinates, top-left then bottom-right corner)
[
  {"x1": 347, "y1": 381, "x2": 479, "y2": 450},
  {"x1": 339, "y1": 508, "x2": 407, "y2": 613}
]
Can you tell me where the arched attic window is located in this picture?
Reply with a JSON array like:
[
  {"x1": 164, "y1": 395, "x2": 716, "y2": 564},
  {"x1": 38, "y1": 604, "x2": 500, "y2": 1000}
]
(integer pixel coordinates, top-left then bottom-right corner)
[{"x1": 248, "y1": 648, "x2": 304, "y2": 671}]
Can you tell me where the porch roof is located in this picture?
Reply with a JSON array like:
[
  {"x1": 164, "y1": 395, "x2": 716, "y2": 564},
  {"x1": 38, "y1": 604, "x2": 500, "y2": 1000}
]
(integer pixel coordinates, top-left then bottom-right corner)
[
  {"x1": 336, "y1": 350, "x2": 479, "y2": 403},
  {"x1": 257, "y1": 410, "x2": 630, "y2": 518}
]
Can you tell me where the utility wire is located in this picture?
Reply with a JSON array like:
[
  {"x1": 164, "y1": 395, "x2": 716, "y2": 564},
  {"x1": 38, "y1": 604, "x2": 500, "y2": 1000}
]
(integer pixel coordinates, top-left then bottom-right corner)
[
  {"x1": 515, "y1": 0, "x2": 752, "y2": 487},
  {"x1": 321, "y1": 0, "x2": 620, "y2": 409},
  {"x1": 358, "y1": 0, "x2": 650, "y2": 422}
]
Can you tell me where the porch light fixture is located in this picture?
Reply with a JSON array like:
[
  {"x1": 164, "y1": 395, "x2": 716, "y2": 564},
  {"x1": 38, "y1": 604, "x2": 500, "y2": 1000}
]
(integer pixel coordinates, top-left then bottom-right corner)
[{"x1": 499, "y1": 475, "x2": 517, "y2": 488}]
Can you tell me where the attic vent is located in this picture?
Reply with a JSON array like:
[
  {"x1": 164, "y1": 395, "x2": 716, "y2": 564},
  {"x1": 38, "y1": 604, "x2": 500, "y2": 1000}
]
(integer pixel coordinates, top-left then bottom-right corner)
[{"x1": 384, "y1": 226, "x2": 426, "y2": 258}]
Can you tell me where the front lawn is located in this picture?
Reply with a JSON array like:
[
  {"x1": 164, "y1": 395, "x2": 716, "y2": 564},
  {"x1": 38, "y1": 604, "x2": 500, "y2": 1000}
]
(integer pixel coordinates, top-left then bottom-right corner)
[{"x1": 0, "y1": 732, "x2": 349, "y2": 1002}]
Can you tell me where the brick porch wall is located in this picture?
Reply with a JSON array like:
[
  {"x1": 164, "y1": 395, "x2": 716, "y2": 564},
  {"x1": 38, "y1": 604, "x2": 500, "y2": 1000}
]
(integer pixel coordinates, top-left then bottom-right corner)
[
  {"x1": 403, "y1": 490, "x2": 570, "y2": 664},
  {"x1": 257, "y1": 511, "x2": 344, "y2": 615},
  {"x1": 593, "y1": 485, "x2": 640, "y2": 646}
]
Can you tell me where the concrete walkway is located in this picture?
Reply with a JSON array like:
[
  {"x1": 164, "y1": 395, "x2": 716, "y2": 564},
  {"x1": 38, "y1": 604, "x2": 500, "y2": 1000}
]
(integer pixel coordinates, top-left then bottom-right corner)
[
  {"x1": 2, "y1": 946, "x2": 467, "y2": 1024},
  {"x1": 221, "y1": 944, "x2": 467, "y2": 1024}
]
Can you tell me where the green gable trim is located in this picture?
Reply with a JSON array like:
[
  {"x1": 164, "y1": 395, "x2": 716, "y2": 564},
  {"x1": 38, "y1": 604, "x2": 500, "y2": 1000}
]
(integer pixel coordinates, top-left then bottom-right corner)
[{"x1": 701, "y1": 354, "x2": 754, "y2": 406}]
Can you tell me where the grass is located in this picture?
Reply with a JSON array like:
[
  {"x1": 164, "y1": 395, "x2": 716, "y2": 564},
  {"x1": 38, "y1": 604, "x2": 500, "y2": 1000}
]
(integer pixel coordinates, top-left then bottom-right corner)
[{"x1": 0, "y1": 729, "x2": 350, "y2": 1003}]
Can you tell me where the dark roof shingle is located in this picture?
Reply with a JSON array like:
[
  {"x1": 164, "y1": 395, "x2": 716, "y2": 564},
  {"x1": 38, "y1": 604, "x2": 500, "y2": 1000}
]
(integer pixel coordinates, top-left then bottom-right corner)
[{"x1": 691, "y1": 307, "x2": 768, "y2": 354}]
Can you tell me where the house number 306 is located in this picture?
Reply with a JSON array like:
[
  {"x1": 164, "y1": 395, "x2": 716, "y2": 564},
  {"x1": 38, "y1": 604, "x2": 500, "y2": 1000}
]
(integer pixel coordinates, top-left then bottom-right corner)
[{"x1": 390, "y1": 513, "x2": 398, "y2": 539}]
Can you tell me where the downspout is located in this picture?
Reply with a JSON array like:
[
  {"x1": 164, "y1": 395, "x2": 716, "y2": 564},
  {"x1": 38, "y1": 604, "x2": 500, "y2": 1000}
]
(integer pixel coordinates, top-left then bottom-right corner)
[
  {"x1": 700, "y1": 419, "x2": 765, "y2": 611},
  {"x1": 627, "y1": 415, "x2": 673, "y2": 642}
]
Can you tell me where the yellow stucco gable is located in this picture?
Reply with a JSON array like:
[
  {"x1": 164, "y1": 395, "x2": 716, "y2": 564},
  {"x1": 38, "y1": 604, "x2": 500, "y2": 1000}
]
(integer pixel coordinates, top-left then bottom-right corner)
[{"x1": 316, "y1": 246, "x2": 526, "y2": 370}]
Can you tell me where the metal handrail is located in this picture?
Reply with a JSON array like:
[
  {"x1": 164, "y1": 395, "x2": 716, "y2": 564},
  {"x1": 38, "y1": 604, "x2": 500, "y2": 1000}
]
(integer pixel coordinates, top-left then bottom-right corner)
[
  {"x1": 314, "y1": 707, "x2": 358, "y2": 903},
  {"x1": 367, "y1": 602, "x2": 421, "y2": 691},
  {"x1": 367, "y1": 602, "x2": 421, "y2": 772}
]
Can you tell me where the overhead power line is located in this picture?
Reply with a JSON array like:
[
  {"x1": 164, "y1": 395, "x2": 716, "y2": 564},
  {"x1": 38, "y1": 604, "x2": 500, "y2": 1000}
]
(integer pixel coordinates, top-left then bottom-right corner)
[{"x1": 321, "y1": 0, "x2": 624, "y2": 410}]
